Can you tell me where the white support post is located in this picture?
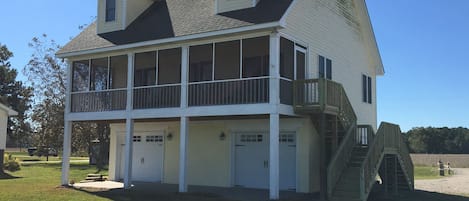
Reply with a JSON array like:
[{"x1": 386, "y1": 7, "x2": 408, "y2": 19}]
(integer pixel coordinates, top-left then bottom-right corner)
[
  {"x1": 123, "y1": 53, "x2": 135, "y2": 189},
  {"x1": 269, "y1": 113, "x2": 280, "y2": 199},
  {"x1": 269, "y1": 31, "x2": 281, "y2": 200},
  {"x1": 179, "y1": 116, "x2": 189, "y2": 192},
  {"x1": 179, "y1": 46, "x2": 189, "y2": 192},
  {"x1": 61, "y1": 121, "x2": 72, "y2": 185},
  {"x1": 61, "y1": 60, "x2": 73, "y2": 186}
]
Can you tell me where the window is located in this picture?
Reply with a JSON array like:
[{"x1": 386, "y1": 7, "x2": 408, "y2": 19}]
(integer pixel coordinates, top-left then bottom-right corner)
[
  {"x1": 242, "y1": 36, "x2": 269, "y2": 78},
  {"x1": 319, "y1": 55, "x2": 332, "y2": 80},
  {"x1": 105, "y1": 0, "x2": 116, "y2": 22},
  {"x1": 280, "y1": 37, "x2": 294, "y2": 80},
  {"x1": 190, "y1": 44, "x2": 213, "y2": 82},
  {"x1": 91, "y1": 58, "x2": 109, "y2": 91},
  {"x1": 215, "y1": 40, "x2": 240, "y2": 80},
  {"x1": 134, "y1": 51, "x2": 156, "y2": 87},
  {"x1": 109, "y1": 55, "x2": 127, "y2": 89},
  {"x1": 72, "y1": 60, "x2": 90, "y2": 92},
  {"x1": 362, "y1": 74, "x2": 372, "y2": 104},
  {"x1": 158, "y1": 48, "x2": 181, "y2": 84}
]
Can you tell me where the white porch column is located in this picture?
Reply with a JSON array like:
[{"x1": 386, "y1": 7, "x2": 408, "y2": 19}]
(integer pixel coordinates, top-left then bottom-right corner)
[
  {"x1": 61, "y1": 60, "x2": 73, "y2": 186},
  {"x1": 61, "y1": 120, "x2": 72, "y2": 185},
  {"x1": 269, "y1": 31, "x2": 281, "y2": 200},
  {"x1": 179, "y1": 46, "x2": 189, "y2": 192},
  {"x1": 123, "y1": 53, "x2": 135, "y2": 189}
]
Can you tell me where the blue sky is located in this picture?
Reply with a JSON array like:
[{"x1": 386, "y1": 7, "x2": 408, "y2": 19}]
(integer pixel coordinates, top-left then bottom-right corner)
[{"x1": 1, "y1": 1, "x2": 468, "y2": 131}]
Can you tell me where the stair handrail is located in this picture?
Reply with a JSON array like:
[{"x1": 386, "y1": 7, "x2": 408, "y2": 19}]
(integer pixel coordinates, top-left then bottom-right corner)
[
  {"x1": 325, "y1": 79, "x2": 358, "y2": 197},
  {"x1": 360, "y1": 122, "x2": 387, "y2": 200},
  {"x1": 396, "y1": 127, "x2": 415, "y2": 190}
]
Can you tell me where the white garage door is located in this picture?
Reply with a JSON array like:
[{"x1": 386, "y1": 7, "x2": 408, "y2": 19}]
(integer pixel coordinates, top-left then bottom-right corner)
[
  {"x1": 119, "y1": 132, "x2": 164, "y2": 182},
  {"x1": 234, "y1": 132, "x2": 297, "y2": 190}
]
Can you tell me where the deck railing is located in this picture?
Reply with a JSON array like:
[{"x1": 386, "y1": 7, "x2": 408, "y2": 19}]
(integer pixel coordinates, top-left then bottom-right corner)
[
  {"x1": 71, "y1": 89, "x2": 127, "y2": 112},
  {"x1": 360, "y1": 122, "x2": 414, "y2": 200},
  {"x1": 293, "y1": 79, "x2": 358, "y2": 198},
  {"x1": 188, "y1": 77, "x2": 269, "y2": 106},
  {"x1": 133, "y1": 84, "x2": 181, "y2": 109}
]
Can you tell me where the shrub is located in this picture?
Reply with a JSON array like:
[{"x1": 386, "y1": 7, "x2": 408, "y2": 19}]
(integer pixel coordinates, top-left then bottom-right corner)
[{"x1": 3, "y1": 154, "x2": 20, "y2": 172}]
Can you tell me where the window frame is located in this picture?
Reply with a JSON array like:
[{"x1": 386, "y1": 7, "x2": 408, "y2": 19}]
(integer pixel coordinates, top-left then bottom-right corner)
[
  {"x1": 318, "y1": 55, "x2": 332, "y2": 80},
  {"x1": 362, "y1": 74, "x2": 373, "y2": 104},
  {"x1": 105, "y1": 0, "x2": 116, "y2": 22}
]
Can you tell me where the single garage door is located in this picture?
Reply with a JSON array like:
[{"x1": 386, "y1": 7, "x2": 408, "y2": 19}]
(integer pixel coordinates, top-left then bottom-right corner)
[
  {"x1": 234, "y1": 132, "x2": 296, "y2": 190},
  {"x1": 119, "y1": 132, "x2": 164, "y2": 182}
]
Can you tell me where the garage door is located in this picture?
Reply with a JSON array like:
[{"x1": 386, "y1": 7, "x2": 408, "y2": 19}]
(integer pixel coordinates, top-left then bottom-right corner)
[
  {"x1": 234, "y1": 132, "x2": 296, "y2": 190},
  {"x1": 119, "y1": 132, "x2": 164, "y2": 182}
]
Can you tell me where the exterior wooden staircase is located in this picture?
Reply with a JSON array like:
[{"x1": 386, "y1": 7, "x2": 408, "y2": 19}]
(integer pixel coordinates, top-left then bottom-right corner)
[{"x1": 293, "y1": 78, "x2": 414, "y2": 201}]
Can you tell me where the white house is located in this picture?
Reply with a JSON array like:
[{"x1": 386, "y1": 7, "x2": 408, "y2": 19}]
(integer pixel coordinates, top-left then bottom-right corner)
[
  {"x1": 0, "y1": 103, "x2": 18, "y2": 171},
  {"x1": 57, "y1": 0, "x2": 413, "y2": 200}
]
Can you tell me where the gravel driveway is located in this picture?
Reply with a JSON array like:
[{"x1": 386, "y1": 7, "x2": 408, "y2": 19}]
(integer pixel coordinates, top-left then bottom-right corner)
[{"x1": 415, "y1": 168, "x2": 469, "y2": 196}]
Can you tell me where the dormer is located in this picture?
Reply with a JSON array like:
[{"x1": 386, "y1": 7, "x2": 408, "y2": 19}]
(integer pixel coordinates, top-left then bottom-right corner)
[
  {"x1": 97, "y1": 0, "x2": 154, "y2": 34},
  {"x1": 215, "y1": 0, "x2": 260, "y2": 13}
]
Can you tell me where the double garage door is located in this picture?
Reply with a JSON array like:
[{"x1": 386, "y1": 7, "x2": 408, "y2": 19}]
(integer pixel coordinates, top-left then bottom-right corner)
[
  {"x1": 234, "y1": 132, "x2": 297, "y2": 190},
  {"x1": 119, "y1": 132, "x2": 164, "y2": 182}
]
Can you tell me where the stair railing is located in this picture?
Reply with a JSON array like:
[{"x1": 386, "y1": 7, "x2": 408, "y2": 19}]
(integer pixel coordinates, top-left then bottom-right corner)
[{"x1": 384, "y1": 124, "x2": 414, "y2": 190}]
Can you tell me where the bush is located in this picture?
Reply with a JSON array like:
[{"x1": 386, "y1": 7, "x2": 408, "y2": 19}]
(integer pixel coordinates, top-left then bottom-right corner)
[{"x1": 3, "y1": 154, "x2": 20, "y2": 172}]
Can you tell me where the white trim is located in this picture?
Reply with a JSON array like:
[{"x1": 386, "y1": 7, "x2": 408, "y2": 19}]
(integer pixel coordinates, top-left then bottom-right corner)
[
  {"x1": 0, "y1": 103, "x2": 18, "y2": 116},
  {"x1": 121, "y1": 0, "x2": 127, "y2": 30},
  {"x1": 279, "y1": 0, "x2": 298, "y2": 27},
  {"x1": 57, "y1": 22, "x2": 283, "y2": 58}
]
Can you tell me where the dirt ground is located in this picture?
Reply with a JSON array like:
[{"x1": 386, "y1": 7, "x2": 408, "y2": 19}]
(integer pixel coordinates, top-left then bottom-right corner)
[{"x1": 415, "y1": 168, "x2": 469, "y2": 196}]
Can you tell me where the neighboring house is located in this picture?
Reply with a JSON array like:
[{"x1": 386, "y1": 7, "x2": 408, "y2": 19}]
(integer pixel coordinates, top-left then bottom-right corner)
[
  {"x1": 0, "y1": 103, "x2": 18, "y2": 171},
  {"x1": 57, "y1": 0, "x2": 414, "y2": 200}
]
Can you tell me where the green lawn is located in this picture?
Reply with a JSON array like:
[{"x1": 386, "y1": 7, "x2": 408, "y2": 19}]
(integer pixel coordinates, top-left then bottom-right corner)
[
  {"x1": 0, "y1": 162, "x2": 109, "y2": 201},
  {"x1": 414, "y1": 166, "x2": 451, "y2": 180}
]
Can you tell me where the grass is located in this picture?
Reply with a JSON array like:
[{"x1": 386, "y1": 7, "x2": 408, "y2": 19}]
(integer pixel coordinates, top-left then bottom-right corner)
[
  {"x1": 414, "y1": 166, "x2": 451, "y2": 180},
  {"x1": 0, "y1": 162, "x2": 109, "y2": 201}
]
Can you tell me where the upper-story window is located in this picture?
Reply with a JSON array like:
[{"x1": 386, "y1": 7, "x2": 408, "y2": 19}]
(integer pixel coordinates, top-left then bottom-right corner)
[
  {"x1": 105, "y1": 0, "x2": 116, "y2": 22},
  {"x1": 362, "y1": 74, "x2": 372, "y2": 104},
  {"x1": 318, "y1": 55, "x2": 332, "y2": 80}
]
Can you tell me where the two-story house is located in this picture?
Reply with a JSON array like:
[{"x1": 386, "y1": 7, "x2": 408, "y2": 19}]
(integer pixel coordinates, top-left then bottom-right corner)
[{"x1": 57, "y1": 0, "x2": 414, "y2": 200}]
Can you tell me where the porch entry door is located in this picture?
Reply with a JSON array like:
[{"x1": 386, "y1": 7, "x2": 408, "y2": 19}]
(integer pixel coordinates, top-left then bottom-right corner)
[
  {"x1": 234, "y1": 132, "x2": 297, "y2": 190},
  {"x1": 119, "y1": 131, "x2": 165, "y2": 182},
  {"x1": 295, "y1": 46, "x2": 306, "y2": 80}
]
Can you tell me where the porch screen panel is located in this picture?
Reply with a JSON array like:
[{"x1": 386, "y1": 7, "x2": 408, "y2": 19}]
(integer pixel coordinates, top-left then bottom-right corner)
[
  {"x1": 215, "y1": 40, "x2": 240, "y2": 80},
  {"x1": 280, "y1": 37, "x2": 294, "y2": 80},
  {"x1": 110, "y1": 55, "x2": 128, "y2": 89},
  {"x1": 72, "y1": 60, "x2": 90, "y2": 92},
  {"x1": 242, "y1": 36, "x2": 269, "y2": 78},
  {"x1": 91, "y1": 57, "x2": 109, "y2": 91},
  {"x1": 134, "y1": 51, "x2": 156, "y2": 87},
  {"x1": 190, "y1": 44, "x2": 213, "y2": 82},
  {"x1": 158, "y1": 48, "x2": 181, "y2": 84}
]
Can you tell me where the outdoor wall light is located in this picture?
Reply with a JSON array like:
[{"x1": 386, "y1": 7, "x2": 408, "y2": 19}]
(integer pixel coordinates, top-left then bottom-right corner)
[
  {"x1": 167, "y1": 133, "x2": 173, "y2": 141},
  {"x1": 219, "y1": 132, "x2": 226, "y2": 141}
]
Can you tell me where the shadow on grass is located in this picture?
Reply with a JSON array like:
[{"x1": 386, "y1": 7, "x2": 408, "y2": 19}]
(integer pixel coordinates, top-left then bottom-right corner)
[
  {"x1": 0, "y1": 172, "x2": 21, "y2": 180},
  {"x1": 369, "y1": 190, "x2": 469, "y2": 201}
]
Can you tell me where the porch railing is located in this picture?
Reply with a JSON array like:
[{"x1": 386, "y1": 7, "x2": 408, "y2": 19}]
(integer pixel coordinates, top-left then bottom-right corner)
[
  {"x1": 71, "y1": 89, "x2": 127, "y2": 112},
  {"x1": 133, "y1": 84, "x2": 181, "y2": 109},
  {"x1": 188, "y1": 77, "x2": 269, "y2": 106}
]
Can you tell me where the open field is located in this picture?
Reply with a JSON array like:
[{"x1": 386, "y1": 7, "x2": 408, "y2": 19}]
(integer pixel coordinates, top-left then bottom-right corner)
[
  {"x1": 411, "y1": 154, "x2": 469, "y2": 168},
  {"x1": 5, "y1": 151, "x2": 88, "y2": 162},
  {"x1": 414, "y1": 166, "x2": 450, "y2": 180}
]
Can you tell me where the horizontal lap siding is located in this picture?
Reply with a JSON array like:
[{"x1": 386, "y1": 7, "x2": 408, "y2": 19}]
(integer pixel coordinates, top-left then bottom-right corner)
[{"x1": 280, "y1": 0, "x2": 377, "y2": 130}]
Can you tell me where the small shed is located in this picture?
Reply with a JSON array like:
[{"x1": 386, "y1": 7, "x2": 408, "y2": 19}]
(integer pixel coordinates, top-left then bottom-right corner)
[{"x1": 0, "y1": 103, "x2": 18, "y2": 171}]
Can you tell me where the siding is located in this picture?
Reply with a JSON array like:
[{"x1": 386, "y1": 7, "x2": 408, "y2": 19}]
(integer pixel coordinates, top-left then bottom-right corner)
[{"x1": 280, "y1": 0, "x2": 378, "y2": 130}]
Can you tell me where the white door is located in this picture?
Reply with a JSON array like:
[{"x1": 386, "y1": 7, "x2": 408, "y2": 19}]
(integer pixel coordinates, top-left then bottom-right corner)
[
  {"x1": 119, "y1": 132, "x2": 164, "y2": 182},
  {"x1": 234, "y1": 132, "x2": 297, "y2": 190}
]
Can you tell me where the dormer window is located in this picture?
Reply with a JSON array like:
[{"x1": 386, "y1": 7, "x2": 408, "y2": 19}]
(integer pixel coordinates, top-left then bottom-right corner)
[{"x1": 105, "y1": 0, "x2": 116, "y2": 22}]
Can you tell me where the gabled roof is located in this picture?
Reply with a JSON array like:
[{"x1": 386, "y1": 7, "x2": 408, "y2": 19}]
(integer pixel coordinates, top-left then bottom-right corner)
[
  {"x1": 57, "y1": 0, "x2": 293, "y2": 56},
  {"x1": 0, "y1": 103, "x2": 18, "y2": 116}
]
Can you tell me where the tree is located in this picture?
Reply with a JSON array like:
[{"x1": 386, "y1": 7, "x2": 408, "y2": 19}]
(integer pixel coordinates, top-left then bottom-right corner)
[
  {"x1": 0, "y1": 43, "x2": 33, "y2": 148},
  {"x1": 24, "y1": 35, "x2": 109, "y2": 168}
]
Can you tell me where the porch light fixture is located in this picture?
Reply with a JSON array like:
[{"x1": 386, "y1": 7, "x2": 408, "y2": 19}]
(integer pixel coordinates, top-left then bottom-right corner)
[
  {"x1": 219, "y1": 132, "x2": 226, "y2": 141},
  {"x1": 167, "y1": 133, "x2": 173, "y2": 141}
]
